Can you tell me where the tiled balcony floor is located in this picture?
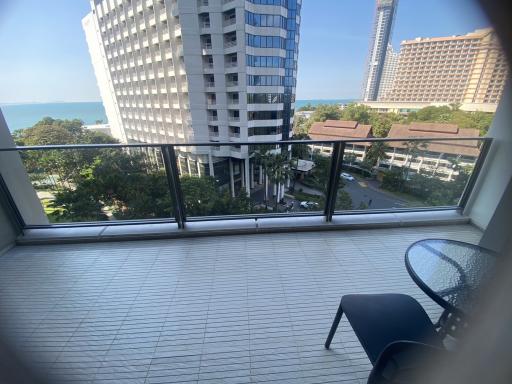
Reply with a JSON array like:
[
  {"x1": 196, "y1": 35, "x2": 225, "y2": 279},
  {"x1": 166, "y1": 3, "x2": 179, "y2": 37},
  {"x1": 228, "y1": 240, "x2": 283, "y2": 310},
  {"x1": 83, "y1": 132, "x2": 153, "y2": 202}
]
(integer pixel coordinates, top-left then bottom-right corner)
[{"x1": 0, "y1": 225, "x2": 481, "y2": 384}]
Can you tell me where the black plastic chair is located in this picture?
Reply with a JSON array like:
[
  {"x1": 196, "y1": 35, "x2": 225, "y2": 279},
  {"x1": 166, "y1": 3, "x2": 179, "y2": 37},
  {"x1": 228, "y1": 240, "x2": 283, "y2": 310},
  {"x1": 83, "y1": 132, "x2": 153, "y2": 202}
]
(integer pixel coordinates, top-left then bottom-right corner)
[{"x1": 325, "y1": 294, "x2": 446, "y2": 383}]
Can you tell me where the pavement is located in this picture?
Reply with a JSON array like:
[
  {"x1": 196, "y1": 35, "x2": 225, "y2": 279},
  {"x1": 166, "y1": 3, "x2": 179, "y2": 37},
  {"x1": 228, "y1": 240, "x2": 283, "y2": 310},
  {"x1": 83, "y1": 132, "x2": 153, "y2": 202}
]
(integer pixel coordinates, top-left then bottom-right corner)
[{"x1": 342, "y1": 179, "x2": 408, "y2": 209}]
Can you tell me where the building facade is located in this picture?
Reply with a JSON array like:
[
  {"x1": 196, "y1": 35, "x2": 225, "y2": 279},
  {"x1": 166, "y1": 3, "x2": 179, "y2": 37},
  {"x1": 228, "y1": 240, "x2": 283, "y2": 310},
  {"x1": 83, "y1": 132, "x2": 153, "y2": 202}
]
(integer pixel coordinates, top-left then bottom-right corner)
[
  {"x1": 362, "y1": 0, "x2": 399, "y2": 102},
  {"x1": 385, "y1": 28, "x2": 508, "y2": 104},
  {"x1": 376, "y1": 44, "x2": 399, "y2": 100},
  {"x1": 308, "y1": 120, "x2": 373, "y2": 159},
  {"x1": 83, "y1": 0, "x2": 301, "y2": 194},
  {"x1": 307, "y1": 120, "x2": 480, "y2": 181},
  {"x1": 360, "y1": 100, "x2": 499, "y2": 114}
]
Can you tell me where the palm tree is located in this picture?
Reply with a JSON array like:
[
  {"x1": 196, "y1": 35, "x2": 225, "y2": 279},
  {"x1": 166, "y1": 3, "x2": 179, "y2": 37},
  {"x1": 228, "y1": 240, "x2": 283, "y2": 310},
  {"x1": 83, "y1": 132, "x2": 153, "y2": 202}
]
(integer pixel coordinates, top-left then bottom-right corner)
[
  {"x1": 267, "y1": 152, "x2": 294, "y2": 209},
  {"x1": 254, "y1": 148, "x2": 274, "y2": 203},
  {"x1": 255, "y1": 149, "x2": 293, "y2": 209},
  {"x1": 403, "y1": 140, "x2": 428, "y2": 185},
  {"x1": 364, "y1": 141, "x2": 390, "y2": 169}
]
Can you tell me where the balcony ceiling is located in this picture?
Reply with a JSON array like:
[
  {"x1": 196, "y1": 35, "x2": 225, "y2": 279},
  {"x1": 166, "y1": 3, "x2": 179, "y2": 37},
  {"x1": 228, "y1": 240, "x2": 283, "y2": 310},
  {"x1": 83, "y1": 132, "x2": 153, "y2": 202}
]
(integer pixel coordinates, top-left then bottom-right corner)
[{"x1": 0, "y1": 225, "x2": 481, "y2": 383}]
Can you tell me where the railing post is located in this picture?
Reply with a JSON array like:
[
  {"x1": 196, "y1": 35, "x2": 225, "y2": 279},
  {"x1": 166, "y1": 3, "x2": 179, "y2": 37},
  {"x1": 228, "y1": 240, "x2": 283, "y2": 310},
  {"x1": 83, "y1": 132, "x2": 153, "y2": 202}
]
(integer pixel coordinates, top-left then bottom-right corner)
[
  {"x1": 324, "y1": 141, "x2": 346, "y2": 222},
  {"x1": 161, "y1": 145, "x2": 186, "y2": 229},
  {"x1": 458, "y1": 138, "x2": 492, "y2": 209}
]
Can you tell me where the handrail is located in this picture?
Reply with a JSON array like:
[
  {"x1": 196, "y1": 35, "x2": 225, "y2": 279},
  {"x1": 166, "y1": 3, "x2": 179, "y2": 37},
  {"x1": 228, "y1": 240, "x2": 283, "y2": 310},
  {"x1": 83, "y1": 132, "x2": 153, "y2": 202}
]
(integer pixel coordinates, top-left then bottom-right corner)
[
  {"x1": 0, "y1": 136, "x2": 490, "y2": 152},
  {"x1": 0, "y1": 136, "x2": 491, "y2": 230}
]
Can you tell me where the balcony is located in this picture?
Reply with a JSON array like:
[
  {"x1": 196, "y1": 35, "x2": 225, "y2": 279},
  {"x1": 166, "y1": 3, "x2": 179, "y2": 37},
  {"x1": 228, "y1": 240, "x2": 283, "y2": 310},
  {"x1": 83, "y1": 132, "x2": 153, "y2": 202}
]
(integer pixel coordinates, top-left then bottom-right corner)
[
  {"x1": 223, "y1": 16, "x2": 236, "y2": 27},
  {"x1": 224, "y1": 39, "x2": 237, "y2": 49},
  {"x1": 0, "y1": 224, "x2": 482, "y2": 383},
  {"x1": 0, "y1": 115, "x2": 509, "y2": 383},
  {"x1": 174, "y1": 23, "x2": 182, "y2": 37}
]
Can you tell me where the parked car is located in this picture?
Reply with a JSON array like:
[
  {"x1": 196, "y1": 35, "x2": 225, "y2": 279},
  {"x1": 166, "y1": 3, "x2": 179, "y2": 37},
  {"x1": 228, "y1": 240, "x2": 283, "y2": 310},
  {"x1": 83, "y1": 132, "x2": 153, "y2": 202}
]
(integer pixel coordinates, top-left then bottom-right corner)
[
  {"x1": 300, "y1": 201, "x2": 320, "y2": 210},
  {"x1": 341, "y1": 172, "x2": 355, "y2": 181}
]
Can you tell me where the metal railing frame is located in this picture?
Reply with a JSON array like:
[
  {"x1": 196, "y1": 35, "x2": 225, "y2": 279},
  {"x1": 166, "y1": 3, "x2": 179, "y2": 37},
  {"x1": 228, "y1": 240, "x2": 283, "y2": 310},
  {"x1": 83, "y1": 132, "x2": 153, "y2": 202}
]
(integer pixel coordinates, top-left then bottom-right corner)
[{"x1": 0, "y1": 137, "x2": 492, "y2": 230}]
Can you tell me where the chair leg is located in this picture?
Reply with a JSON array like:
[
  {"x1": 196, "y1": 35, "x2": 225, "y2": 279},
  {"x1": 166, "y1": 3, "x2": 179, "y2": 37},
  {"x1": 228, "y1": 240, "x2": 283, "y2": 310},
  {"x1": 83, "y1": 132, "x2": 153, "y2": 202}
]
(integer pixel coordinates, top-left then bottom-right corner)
[{"x1": 325, "y1": 299, "x2": 344, "y2": 349}]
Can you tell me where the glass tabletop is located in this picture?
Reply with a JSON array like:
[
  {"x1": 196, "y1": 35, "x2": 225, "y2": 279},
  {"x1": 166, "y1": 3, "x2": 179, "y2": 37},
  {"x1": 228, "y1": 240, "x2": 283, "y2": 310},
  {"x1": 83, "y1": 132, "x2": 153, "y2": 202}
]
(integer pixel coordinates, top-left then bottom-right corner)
[{"x1": 405, "y1": 239, "x2": 496, "y2": 315}]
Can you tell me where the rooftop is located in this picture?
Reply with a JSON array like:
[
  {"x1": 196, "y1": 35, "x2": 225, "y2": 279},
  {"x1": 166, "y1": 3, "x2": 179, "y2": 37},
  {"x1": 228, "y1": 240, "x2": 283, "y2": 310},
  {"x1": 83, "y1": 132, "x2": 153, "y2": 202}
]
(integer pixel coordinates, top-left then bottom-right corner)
[
  {"x1": 309, "y1": 120, "x2": 373, "y2": 141},
  {"x1": 0, "y1": 225, "x2": 481, "y2": 384},
  {"x1": 402, "y1": 28, "x2": 493, "y2": 44},
  {"x1": 387, "y1": 123, "x2": 481, "y2": 156}
]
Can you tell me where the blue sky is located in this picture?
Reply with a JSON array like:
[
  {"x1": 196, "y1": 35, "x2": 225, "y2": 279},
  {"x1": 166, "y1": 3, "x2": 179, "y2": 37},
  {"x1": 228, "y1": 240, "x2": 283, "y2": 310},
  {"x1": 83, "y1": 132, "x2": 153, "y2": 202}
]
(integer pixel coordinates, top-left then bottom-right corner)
[{"x1": 0, "y1": 0, "x2": 490, "y2": 103}]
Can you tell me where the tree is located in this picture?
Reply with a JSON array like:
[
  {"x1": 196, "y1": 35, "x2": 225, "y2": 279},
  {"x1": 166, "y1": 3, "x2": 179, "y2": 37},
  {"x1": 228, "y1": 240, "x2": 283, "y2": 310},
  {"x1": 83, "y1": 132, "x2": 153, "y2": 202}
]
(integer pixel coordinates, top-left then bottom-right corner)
[
  {"x1": 297, "y1": 103, "x2": 317, "y2": 112},
  {"x1": 369, "y1": 112, "x2": 405, "y2": 137},
  {"x1": 48, "y1": 185, "x2": 108, "y2": 223},
  {"x1": 267, "y1": 152, "x2": 294, "y2": 209},
  {"x1": 341, "y1": 104, "x2": 372, "y2": 124},
  {"x1": 292, "y1": 115, "x2": 309, "y2": 136},
  {"x1": 403, "y1": 140, "x2": 428, "y2": 183},
  {"x1": 311, "y1": 104, "x2": 343, "y2": 122},
  {"x1": 291, "y1": 141, "x2": 310, "y2": 160},
  {"x1": 15, "y1": 118, "x2": 119, "y2": 189},
  {"x1": 344, "y1": 153, "x2": 358, "y2": 165},
  {"x1": 363, "y1": 142, "x2": 391, "y2": 169},
  {"x1": 406, "y1": 106, "x2": 494, "y2": 136}
]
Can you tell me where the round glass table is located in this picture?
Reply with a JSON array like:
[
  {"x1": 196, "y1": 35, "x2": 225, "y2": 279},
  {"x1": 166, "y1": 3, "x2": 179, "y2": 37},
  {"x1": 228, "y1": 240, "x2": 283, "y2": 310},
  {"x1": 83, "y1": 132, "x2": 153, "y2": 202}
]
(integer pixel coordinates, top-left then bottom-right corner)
[{"x1": 405, "y1": 239, "x2": 497, "y2": 316}]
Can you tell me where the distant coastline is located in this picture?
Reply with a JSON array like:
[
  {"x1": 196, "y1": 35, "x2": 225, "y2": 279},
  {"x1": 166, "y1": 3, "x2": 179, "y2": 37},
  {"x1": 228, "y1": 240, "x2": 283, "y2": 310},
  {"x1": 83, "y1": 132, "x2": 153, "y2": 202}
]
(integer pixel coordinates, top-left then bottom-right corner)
[
  {"x1": 1, "y1": 102, "x2": 108, "y2": 132},
  {"x1": 1, "y1": 99, "x2": 356, "y2": 132},
  {"x1": 295, "y1": 99, "x2": 356, "y2": 110}
]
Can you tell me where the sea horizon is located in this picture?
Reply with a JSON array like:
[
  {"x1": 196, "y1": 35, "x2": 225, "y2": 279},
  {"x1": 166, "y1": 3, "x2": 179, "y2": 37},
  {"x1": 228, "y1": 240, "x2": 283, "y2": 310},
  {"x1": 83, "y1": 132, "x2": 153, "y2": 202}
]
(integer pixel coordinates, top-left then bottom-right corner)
[{"x1": 1, "y1": 99, "x2": 357, "y2": 132}]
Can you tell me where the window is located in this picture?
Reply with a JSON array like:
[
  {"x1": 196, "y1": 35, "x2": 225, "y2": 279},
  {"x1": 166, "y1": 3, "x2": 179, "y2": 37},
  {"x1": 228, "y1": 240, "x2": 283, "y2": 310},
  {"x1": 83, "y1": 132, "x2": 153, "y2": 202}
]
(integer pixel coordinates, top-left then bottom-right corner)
[
  {"x1": 248, "y1": 126, "x2": 283, "y2": 136},
  {"x1": 247, "y1": 75, "x2": 284, "y2": 86},
  {"x1": 246, "y1": 0, "x2": 286, "y2": 5},
  {"x1": 246, "y1": 33, "x2": 285, "y2": 48},
  {"x1": 247, "y1": 111, "x2": 283, "y2": 120},
  {"x1": 246, "y1": 55, "x2": 285, "y2": 68},
  {"x1": 245, "y1": 12, "x2": 287, "y2": 28},
  {"x1": 247, "y1": 93, "x2": 284, "y2": 104}
]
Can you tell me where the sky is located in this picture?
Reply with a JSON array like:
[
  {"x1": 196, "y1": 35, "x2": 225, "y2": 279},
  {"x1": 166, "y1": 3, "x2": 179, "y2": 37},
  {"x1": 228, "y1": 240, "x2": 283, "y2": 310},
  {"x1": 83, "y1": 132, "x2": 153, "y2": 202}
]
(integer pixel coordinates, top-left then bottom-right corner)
[{"x1": 0, "y1": 0, "x2": 491, "y2": 104}]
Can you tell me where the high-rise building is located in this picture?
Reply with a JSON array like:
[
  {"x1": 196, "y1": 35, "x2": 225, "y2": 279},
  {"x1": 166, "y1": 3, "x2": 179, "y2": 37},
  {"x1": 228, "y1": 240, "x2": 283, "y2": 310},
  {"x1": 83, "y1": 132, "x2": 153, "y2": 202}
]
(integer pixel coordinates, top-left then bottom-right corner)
[
  {"x1": 385, "y1": 28, "x2": 508, "y2": 104},
  {"x1": 83, "y1": 0, "x2": 301, "y2": 194},
  {"x1": 362, "y1": 0, "x2": 399, "y2": 102},
  {"x1": 376, "y1": 44, "x2": 399, "y2": 100}
]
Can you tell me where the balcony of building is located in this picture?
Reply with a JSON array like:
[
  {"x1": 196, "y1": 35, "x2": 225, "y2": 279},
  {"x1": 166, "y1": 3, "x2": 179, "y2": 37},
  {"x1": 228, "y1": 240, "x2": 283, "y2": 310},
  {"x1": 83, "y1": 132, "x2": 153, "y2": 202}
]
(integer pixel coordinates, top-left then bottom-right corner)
[
  {"x1": 224, "y1": 31, "x2": 238, "y2": 50},
  {"x1": 0, "y1": 80, "x2": 511, "y2": 384},
  {"x1": 0, "y1": 216, "x2": 492, "y2": 383},
  {"x1": 223, "y1": 9, "x2": 237, "y2": 28},
  {"x1": 204, "y1": 74, "x2": 215, "y2": 90}
]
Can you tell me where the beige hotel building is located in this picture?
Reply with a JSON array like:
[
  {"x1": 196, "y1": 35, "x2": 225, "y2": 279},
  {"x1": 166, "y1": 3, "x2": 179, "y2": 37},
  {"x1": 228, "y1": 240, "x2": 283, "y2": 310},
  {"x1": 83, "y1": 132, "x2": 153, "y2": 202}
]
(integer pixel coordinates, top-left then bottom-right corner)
[{"x1": 385, "y1": 28, "x2": 508, "y2": 105}]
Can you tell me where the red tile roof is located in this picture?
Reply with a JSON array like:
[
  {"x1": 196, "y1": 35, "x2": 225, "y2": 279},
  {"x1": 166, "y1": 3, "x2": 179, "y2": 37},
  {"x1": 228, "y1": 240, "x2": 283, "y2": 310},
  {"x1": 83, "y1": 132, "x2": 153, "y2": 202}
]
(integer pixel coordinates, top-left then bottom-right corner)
[
  {"x1": 386, "y1": 123, "x2": 481, "y2": 157},
  {"x1": 309, "y1": 120, "x2": 373, "y2": 141}
]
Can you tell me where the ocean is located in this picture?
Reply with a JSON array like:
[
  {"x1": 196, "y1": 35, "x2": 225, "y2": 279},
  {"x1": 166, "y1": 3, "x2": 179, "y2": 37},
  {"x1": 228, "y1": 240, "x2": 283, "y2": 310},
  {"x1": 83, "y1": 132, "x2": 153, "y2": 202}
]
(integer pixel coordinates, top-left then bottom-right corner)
[
  {"x1": 1, "y1": 99, "x2": 355, "y2": 132},
  {"x1": 295, "y1": 99, "x2": 355, "y2": 110},
  {"x1": 1, "y1": 102, "x2": 108, "y2": 132}
]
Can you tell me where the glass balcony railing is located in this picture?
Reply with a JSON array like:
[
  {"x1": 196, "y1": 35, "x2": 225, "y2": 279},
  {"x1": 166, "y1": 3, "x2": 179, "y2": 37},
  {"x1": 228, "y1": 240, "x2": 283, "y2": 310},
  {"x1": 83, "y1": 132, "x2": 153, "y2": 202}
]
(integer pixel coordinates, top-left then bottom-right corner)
[{"x1": 0, "y1": 137, "x2": 491, "y2": 228}]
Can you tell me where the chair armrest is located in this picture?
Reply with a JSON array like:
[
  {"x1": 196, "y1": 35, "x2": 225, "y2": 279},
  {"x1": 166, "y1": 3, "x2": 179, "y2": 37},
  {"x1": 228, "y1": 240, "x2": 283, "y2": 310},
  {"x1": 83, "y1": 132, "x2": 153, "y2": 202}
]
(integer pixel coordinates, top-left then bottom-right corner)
[{"x1": 369, "y1": 341, "x2": 449, "y2": 384}]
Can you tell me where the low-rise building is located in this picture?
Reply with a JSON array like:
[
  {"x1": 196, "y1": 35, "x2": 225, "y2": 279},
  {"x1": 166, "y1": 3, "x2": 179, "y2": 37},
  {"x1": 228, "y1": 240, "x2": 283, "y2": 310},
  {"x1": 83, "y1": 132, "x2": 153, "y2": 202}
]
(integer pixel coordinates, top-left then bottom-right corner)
[
  {"x1": 380, "y1": 123, "x2": 480, "y2": 180},
  {"x1": 361, "y1": 101, "x2": 498, "y2": 114},
  {"x1": 308, "y1": 120, "x2": 373, "y2": 160},
  {"x1": 307, "y1": 119, "x2": 481, "y2": 181}
]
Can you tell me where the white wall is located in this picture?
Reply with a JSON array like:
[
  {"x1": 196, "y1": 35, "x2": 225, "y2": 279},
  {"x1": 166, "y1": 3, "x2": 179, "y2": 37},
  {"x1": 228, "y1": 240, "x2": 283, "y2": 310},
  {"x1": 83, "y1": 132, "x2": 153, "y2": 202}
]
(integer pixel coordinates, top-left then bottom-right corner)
[
  {"x1": 464, "y1": 79, "x2": 512, "y2": 248},
  {"x1": 0, "y1": 110, "x2": 49, "y2": 225}
]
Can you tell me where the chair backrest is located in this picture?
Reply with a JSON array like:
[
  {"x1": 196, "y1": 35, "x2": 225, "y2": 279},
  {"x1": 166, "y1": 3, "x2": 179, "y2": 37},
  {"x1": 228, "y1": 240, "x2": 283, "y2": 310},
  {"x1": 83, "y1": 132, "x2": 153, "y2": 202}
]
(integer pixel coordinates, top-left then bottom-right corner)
[{"x1": 368, "y1": 340, "x2": 450, "y2": 384}]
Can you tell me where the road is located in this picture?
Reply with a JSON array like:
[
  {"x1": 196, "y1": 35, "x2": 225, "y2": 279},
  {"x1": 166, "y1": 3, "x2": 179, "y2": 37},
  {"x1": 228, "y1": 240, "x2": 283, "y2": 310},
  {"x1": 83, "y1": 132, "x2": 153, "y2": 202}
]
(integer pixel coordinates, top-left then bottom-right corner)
[
  {"x1": 342, "y1": 179, "x2": 408, "y2": 209},
  {"x1": 249, "y1": 177, "x2": 406, "y2": 212}
]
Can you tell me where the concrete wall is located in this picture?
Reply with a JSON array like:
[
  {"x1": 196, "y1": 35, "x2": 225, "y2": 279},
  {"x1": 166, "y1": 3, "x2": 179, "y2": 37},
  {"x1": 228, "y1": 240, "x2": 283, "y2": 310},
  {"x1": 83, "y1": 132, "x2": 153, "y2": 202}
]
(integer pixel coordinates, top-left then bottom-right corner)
[
  {"x1": 0, "y1": 110, "x2": 49, "y2": 225},
  {"x1": 464, "y1": 79, "x2": 512, "y2": 251}
]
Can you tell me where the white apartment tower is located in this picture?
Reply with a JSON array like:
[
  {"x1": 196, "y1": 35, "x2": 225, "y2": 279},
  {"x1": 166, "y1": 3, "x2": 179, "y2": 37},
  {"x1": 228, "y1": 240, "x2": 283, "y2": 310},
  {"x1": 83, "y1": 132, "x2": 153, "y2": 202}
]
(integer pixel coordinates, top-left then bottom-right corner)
[
  {"x1": 362, "y1": 0, "x2": 398, "y2": 102},
  {"x1": 83, "y1": 0, "x2": 301, "y2": 194},
  {"x1": 376, "y1": 44, "x2": 398, "y2": 100}
]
